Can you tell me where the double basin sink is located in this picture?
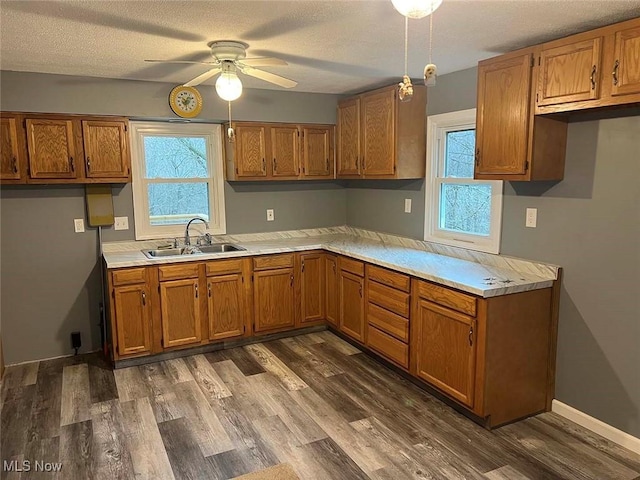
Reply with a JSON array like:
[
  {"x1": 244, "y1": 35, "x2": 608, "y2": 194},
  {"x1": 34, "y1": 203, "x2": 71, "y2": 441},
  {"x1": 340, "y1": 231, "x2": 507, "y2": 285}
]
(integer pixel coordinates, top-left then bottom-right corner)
[{"x1": 142, "y1": 243, "x2": 246, "y2": 259}]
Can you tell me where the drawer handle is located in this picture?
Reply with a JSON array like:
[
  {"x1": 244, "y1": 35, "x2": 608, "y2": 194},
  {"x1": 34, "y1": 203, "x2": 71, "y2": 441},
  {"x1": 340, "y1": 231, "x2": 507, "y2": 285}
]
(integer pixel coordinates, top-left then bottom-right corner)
[
  {"x1": 469, "y1": 324, "x2": 474, "y2": 347},
  {"x1": 195, "y1": 283, "x2": 199, "y2": 298},
  {"x1": 612, "y1": 60, "x2": 619, "y2": 86},
  {"x1": 141, "y1": 290, "x2": 146, "y2": 306},
  {"x1": 590, "y1": 65, "x2": 597, "y2": 90}
]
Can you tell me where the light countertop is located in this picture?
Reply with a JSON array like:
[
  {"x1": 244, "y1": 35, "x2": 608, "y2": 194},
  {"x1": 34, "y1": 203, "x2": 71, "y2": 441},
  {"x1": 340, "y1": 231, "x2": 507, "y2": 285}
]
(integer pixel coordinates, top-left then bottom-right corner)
[{"x1": 103, "y1": 231, "x2": 557, "y2": 298}]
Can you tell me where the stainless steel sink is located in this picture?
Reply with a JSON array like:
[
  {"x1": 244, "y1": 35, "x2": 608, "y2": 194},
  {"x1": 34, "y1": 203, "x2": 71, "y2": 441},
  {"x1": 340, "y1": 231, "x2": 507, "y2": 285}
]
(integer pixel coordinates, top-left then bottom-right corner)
[{"x1": 142, "y1": 243, "x2": 245, "y2": 259}]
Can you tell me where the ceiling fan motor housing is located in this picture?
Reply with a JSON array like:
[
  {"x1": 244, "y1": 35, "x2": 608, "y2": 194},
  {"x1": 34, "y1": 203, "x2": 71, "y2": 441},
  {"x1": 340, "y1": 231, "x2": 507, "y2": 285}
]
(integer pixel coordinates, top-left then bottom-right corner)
[{"x1": 209, "y1": 40, "x2": 249, "y2": 62}]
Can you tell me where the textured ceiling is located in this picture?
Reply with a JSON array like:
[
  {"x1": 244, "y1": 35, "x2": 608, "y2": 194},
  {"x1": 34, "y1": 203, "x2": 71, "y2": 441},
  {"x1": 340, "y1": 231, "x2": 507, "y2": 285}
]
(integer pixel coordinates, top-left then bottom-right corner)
[{"x1": 1, "y1": 1, "x2": 639, "y2": 95}]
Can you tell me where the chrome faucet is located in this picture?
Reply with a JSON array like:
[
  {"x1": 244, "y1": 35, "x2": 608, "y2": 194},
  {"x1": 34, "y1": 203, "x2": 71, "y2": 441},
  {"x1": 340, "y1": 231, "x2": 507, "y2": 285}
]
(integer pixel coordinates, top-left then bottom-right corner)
[{"x1": 184, "y1": 217, "x2": 209, "y2": 246}]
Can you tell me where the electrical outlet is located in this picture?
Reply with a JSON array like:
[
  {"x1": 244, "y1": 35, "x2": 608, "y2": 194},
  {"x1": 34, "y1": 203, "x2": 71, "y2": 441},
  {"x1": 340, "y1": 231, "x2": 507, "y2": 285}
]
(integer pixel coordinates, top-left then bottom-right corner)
[
  {"x1": 526, "y1": 208, "x2": 537, "y2": 228},
  {"x1": 114, "y1": 216, "x2": 129, "y2": 231},
  {"x1": 404, "y1": 198, "x2": 412, "y2": 213},
  {"x1": 74, "y1": 218, "x2": 85, "y2": 233},
  {"x1": 266, "y1": 209, "x2": 275, "y2": 221}
]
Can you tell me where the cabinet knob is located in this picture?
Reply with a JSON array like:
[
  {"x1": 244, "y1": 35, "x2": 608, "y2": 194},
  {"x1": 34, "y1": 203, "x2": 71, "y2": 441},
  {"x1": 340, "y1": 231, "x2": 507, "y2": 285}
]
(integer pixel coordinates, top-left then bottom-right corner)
[
  {"x1": 195, "y1": 283, "x2": 199, "y2": 298},
  {"x1": 86, "y1": 157, "x2": 91, "y2": 172},
  {"x1": 359, "y1": 284, "x2": 362, "y2": 298},
  {"x1": 590, "y1": 65, "x2": 597, "y2": 90},
  {"x1": 301, "y1": 260, "x2": 305, "y2": 272},
  {"x1": 612, "y1": 60, "x2": 619, "y2": 86},
  {"x1": 141, "y1": 290, "x2": 146, "y2": 305},
  {"x1": 69, "y1": 156, "x2": 75, "y2": 172},
  {"x1": 11, "y1": 157, "x2": 18, "y2": 174},
  {"x1": 273, "y1": 158, "x2": 277, "y2": 171},
  {"x1": 469, "y1": 324, "x2": 474, "y2": 346},
  {"x1": 475, "y1": 148, "x2": 480, "y2": 167},
  {"x1": 208, "y1": 283, "x2": 211, "y2": 298},
  {"x1": 290, "y1": 274, "x2": 294, "y2": 286},
  {"x1": 262, "y1": 158, "x2": 266, "y2": 171}
]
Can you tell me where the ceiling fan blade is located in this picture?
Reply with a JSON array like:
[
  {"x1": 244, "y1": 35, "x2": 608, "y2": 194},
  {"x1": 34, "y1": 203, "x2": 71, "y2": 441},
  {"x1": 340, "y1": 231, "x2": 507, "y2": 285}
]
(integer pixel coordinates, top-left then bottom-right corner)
[
  {"x1": 183, "y1": 67, "x2": 222, "y2": 87},
  {"x1": 145, "y1": 60, "x2": 218, "y2": 65},
  {"x1": 240, "y1": 57, "x2": 288, "y2": 67},
  {"x1": 240, "y1": 66, "x2": 297, "y2": 88}
]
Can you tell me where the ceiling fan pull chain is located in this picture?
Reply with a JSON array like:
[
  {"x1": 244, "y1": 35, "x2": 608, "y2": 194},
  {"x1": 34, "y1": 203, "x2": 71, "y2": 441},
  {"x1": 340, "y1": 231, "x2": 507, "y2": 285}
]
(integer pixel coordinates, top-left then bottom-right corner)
[{"x1": 227, "y1": 101, "x2": 235, "y2": 142}]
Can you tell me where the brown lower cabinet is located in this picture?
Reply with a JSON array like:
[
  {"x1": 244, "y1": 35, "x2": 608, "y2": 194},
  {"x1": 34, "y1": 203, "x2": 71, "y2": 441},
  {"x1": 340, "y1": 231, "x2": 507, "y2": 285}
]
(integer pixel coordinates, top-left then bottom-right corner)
[{"x1": 107, "y1": 252, "x2": 558, "y2": 429}]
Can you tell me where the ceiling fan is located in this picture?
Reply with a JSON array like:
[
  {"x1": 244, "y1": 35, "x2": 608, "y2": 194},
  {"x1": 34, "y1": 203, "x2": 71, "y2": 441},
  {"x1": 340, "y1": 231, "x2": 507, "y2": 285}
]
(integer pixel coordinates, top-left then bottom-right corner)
[{"x1": 146, "y1": 40, "x2": 297, "y2": 101}]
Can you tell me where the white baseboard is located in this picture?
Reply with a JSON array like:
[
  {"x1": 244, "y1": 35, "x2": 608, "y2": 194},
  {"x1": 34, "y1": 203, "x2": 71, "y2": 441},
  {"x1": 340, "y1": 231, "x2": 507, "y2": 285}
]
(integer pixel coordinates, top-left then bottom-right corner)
[{"x1": 552, "y1": 399, "x2": 640, "y2": 455}]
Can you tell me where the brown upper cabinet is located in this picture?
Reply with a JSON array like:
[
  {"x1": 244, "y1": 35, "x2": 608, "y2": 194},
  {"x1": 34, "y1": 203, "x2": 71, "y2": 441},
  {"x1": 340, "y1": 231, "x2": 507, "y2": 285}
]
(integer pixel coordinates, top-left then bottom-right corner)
[
  {"x1": 0, "y1": 115, "x2": 24, "y2": 182},
  {"x1": 337, "y1": 84, "x2": 427, "y2": 179},
  {"x1": 225, "y1": 122, "x2": 335, "y2": 181},
  {"x1": 82, "y1": 120, "x2": 130, "y2": 179},
  {"x1": 0, "y1": 112, "x2": 131, "y2": 185},
  {"x1": 535, "y1": 17, "x2": 640, "y2": 114},
  {"x1": 475, "y1": 49, "x2": 568, "y2": 181}
]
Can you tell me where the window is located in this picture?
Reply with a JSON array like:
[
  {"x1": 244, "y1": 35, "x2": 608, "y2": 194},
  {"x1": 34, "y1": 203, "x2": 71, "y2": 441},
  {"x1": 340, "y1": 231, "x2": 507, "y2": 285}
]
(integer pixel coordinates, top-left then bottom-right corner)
[
  {"x1": 130, "y1": 122, "x2": 226, "y2": 239},
  {"x1": 424, "y1": 109, "x2": 503, "y2": 254}
]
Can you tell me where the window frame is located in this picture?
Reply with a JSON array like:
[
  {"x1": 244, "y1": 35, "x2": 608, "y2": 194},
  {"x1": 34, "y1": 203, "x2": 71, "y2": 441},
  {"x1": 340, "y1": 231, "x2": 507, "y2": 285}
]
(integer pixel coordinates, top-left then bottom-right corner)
[
  {"x1": 130, "y1": 121, "x2": 226, "y2": 240},
  {"x1": 424, "y1": 109, "x2": 503, "y2": 254}
]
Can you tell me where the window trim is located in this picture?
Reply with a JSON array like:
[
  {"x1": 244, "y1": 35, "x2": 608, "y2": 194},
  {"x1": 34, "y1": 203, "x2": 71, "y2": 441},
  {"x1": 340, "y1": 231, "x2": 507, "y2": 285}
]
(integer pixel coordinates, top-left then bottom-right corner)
[
  {"x1": 424, "y1": 109, "x2": 503, "y2": 254},
  {"x1": 130, "y1": 121, "x2": 226, "y2": 240}
]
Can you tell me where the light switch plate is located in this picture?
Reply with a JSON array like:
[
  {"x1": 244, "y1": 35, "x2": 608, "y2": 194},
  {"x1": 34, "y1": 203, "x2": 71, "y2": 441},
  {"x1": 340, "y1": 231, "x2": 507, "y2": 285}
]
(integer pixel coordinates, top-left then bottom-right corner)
[
  {"x1": 114, "y1": 216, "x2": 129, "y2": 231},
  {"x1": 74, "y1": 218, "x2": 85, "y2": 233},
  {"x1": 266, "y1": 209, "x2": 275, "y2": 221},
  {"x1": 526, "y1": 208, "x2": 537, "y2": 228},
  {"x1": 404, "y1": 198, "x2": 412, "y2": 213}
]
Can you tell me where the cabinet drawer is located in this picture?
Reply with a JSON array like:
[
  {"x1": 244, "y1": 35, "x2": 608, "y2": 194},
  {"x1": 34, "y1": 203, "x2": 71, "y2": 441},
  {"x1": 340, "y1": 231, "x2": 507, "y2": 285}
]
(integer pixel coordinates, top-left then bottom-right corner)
[
  {"x1": 367, "y1": 264, "x2": 410, "y2": 292},
  {"x1": 158, "y1": 263, "x2": 200, "y2": 281},
  {"x1": 367, "y1": 325, "x2": 409, "y2": 368},
  {"x1": 112, "y1": 267, "x2": 146, "y2": 286},
  {"x1": 206, "y1": 259, "x2": 243, "y2": 276},
  {"x1": 368, "y1": 280, "x2": 410, "y2": 318},
  {"x1": 339, "y1": 257, "x2": 364, "y2": 276},
  {"x1": 253, "y1": 254, "x2": 294, "y2": 271},
  {"x1": 367, "y1": 303, "x2": 409, "y2": 342},
  {"x1": 416, "y1": 280, "x2": 477, "y2": 317}
]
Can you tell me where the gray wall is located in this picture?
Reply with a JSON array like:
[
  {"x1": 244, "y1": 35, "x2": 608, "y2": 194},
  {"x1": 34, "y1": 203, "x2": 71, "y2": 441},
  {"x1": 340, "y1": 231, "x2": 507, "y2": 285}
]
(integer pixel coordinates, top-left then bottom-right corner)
[{"x1": 0, "y1": 71, "x2": 346, "y2": 364}]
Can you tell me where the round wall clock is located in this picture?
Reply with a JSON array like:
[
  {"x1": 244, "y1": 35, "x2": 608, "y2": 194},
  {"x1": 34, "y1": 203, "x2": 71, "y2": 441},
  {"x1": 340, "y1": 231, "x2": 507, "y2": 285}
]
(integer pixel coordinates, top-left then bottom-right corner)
[{"x1": 168, "y1": 85, "x2": 203, "y2": 118}]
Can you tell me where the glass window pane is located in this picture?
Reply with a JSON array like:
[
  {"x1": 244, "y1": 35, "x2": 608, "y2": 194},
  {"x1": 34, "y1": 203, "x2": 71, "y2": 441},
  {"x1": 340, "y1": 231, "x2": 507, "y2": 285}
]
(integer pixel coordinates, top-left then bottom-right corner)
[
  {"x1": 444, "y1": 129, "x2": 475, "y2": 178},
  {"x1": 440, "y1": 183, "x2": 491, "y2": 236},
  {"x1": 148, "y1": 183, "x2": 210, "y2": 225},
  {"x1": 143, "y1": 136, "x2": 208, "y2": 179}
]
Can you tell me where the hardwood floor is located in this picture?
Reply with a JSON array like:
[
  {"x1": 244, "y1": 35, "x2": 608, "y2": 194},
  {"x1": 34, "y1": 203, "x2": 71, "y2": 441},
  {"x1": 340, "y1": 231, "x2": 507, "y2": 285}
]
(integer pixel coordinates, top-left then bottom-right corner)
[{"x1": 2, "y1": 331, "x2": 639, "y2": 480}]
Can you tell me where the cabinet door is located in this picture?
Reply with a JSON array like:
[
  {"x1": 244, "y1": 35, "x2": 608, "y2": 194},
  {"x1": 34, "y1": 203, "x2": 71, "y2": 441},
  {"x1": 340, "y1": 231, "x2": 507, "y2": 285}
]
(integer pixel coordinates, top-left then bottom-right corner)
[
  {"x1": 361, "y1": 88, "x2": 395, "y2": 176},
  {"x1": 235, "y1": 124, "x2": 267, "y2": 177},
  {"x1": 160, "y1": 279, "x2": 202, "y2": 348},
  {"x1": 476, "y1": 53, "x2": 532, "y2": 176},
  {"x1": 271, "y1": 126, "x2": 299, "y2": 177},
  {"x1": 82, "y1": 120, "x2": 129, "y2": 178},
  {"x1": 302, "y1": 126, "x2": 333, "y2": 177},
  {"x1": 537, "y1": 37, "x2": 602, "y2": 106},
  {"x1": 300, "y1": 253, "x2": 325, "y2": 323},
  {"x1": 413, "y1": 299, "x2": 476, "y2": 407},
  {"x1": 325, "y1": 255, "x2": 338, "y2": 327},
  {"x1": 114, "y1": 284, "x2": 152, "y2": 356},
  {"x1": 0, "y1": 117, "x2": 22, "y2": 180},
  {"x1": 339, "y1": 270, "x2": 365, "y2": 342},
  {"x1": 611, "y1": 25, "x2": 640, "y2": 97},
  {"x1": 337, "y1": 98, "x2": 361, "y2": 176},
  {"x1": 26, "y1": 119, "x2": 77, "y2": 179},
  {"x1": 254, "y1": 268, "x2": 295, "y2": 333},
  {"x1": 207, "y1": 273, "x2": 245, "y2": 341}
]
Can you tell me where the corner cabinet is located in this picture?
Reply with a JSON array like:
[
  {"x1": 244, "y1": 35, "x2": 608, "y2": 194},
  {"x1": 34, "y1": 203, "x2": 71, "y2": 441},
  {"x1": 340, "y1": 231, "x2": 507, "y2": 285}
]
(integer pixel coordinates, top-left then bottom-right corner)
[
  {"x1": 225, "y1": 122, "x2": 335, "y2": 181},
  {"x1": 0, "y1": 112, "x2": 131, "y2": 185},
  {"x1": 475, "y1": 48, "x2": 568, "y2": 181},
  {"x1": 337, "y1": 84, "x2": 427, "y2": 179}
]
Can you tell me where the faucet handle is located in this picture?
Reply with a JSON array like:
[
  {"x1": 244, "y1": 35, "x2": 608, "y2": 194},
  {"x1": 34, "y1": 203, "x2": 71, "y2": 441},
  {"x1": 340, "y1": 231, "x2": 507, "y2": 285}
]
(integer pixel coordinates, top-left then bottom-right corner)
[
  {"x1": 172, "y1": 237, "x2": 179, "y2": 248},
  {"x1": 204, "y1": 233, "x2": 212, "y2": 245}
]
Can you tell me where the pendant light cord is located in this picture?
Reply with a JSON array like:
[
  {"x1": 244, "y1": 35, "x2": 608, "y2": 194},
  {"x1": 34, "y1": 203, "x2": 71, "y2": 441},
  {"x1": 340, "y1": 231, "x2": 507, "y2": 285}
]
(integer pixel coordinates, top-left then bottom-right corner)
[
  {"x1": 429, "y1": 9, "x2": 434, "y2": 64},
  {"x1": 404, "y1": 16, "x2": 409, "y2": 76}
]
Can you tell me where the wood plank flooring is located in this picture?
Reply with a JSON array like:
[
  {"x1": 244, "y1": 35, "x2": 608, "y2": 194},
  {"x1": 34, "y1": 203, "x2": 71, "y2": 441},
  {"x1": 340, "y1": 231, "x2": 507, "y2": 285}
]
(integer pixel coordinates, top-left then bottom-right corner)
[{"x1": 1, "y1": 331, "x2": 639, "y2": 480}]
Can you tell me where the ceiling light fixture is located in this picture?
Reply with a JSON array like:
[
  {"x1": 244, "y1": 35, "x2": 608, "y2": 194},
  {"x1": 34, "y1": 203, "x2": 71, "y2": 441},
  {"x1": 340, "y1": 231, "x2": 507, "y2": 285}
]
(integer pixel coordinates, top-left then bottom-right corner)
[
  {"x1": 391, "y1": 0, "x2": 443, "y2": 19},
  {"x1": 215, "y1": 61, "x2": 243, "y2": 101}
]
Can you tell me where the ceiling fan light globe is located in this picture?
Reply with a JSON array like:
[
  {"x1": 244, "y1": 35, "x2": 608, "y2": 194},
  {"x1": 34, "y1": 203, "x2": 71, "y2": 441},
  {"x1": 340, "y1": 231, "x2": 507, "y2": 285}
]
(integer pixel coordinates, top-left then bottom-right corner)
[
  {"x1": 391, "y1": 0, "x2": 443, "y2": 18},
  {"x1": 215, "y1": 72, "x2": 243, "y2": 101}
]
